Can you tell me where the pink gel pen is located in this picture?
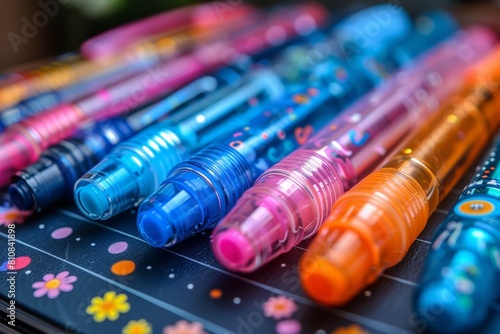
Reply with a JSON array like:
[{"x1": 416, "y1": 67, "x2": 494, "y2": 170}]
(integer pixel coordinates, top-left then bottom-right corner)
[
  {"x1": 211, "y1": 27, "x2": 496, "y2": 272},
  {"x1": 0, "y1": 3, "x2": 326, "y2": 187},
  {"x1": 81, "y1": 3, "x2": 256, "y2": 58}
]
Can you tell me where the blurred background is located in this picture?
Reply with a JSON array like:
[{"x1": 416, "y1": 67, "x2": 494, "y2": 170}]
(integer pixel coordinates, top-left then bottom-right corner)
[{"x1": 0, "y1": 0, "x2": 499, "y2": 69}]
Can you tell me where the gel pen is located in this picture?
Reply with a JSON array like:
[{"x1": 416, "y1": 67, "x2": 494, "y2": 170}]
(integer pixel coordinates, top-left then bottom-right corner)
[
  {"x1": 414, "y1": 126, "x2": 500, "y2": 331},
  {"x1": 0, "y1": 4, "x2": 322, "y2": 187},
  {"x1": 8, "y1": 76, "x2": 219, "y2": 212},
  {"x1": 212, "y1": 27, "x2": 496, "y2": 273},
  {"x1": 300, "y1": 45, "x2": 500, "y2": 306}
]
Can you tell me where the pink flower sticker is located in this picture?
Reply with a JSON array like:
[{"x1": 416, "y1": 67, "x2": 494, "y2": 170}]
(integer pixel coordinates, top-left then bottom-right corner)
[
  {"x1": 262, "y1": 295, "x2": 298, "y2": 320},
  {"x1": 32, "y1": 271, "x2": 77, "y2": 299},
  {"x1": 163, "y1": 320, "x2": 207, "y2": 334}
]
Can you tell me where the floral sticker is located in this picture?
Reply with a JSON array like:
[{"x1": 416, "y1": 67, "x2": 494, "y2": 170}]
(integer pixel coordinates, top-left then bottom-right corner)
[
  {"x1": 86, "y1": 291, "x2": 130, "y2": 322},
  {"x1": 122, "y1": 319, "x2": 152, "y2": 334},
  {"x1": 262, "y1": 295, "x2": 298, "y2": 320},
  {"x1": 32, "y1": 271, "x2": 77, "y2": 299},
  {"x1": 163, "y1": 320, "x2": 207, "y2": 334}
]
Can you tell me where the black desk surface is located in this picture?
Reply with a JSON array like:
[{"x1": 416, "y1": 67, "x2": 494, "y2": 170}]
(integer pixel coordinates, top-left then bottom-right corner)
[{"x1": 1, "y1": 167, "x2": 500, "y2": 334}]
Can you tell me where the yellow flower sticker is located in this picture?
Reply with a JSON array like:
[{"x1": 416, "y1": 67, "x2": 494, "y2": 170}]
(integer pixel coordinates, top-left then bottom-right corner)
[
  {"x1": 86, "y1": 291, "x2": 130, "y2": 322},
  {"x1": 122, "y1": 319, "x2": 152, "y2": 334}
]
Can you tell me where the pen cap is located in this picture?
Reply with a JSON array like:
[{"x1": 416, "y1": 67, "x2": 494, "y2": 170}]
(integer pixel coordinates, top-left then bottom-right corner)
[
  {"x1": 415, "y1": 218, "x2": 500, "y2": 333},
  {"x1": 74, "y1": 123, "x2": 189, "y2": 219},
  {"x1": 300, "y1": 167, "x2": 430, "y2": 305},
  {"x1": 213, "y1": 151, "x2": 346, "y2": 272},
  {"x1": 0, "y1": 104, "x2": 85, "y2": 186},
  {"x1": 9, "y1": 140, "x2": 92, "y2": 211}
]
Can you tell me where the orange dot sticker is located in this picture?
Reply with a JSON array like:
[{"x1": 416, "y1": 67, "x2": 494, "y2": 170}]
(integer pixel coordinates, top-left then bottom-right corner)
[
  {"x1": 111, "y1": 260, "x2": 136, "y2": 276},
  {"x1": 209, "y1": 289, "x2": 223, "y2": 299},
  {"x1": 456, "y1": 197, "x2": 498, "y2": 218}
]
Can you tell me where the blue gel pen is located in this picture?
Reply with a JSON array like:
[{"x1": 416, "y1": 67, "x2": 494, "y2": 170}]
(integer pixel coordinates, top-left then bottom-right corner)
[
  {"x1": 136, "y1": 58, "x2": 374, "y2": 247},
  {"x1": 0, "y1": 57, "x2": 154, "y2": 133},
  {"x1": 414, "y1": 135, "x2": 500, "y2": 333},
  {"x1": 344, "y1": 10, "x2": 457, "y2": 84},
  {"x1": 8, "y1": 76, "x2": 220, "y2": 212},
  {"x1": 74, "y1": 70, "x2": 285, "y2": 220}
]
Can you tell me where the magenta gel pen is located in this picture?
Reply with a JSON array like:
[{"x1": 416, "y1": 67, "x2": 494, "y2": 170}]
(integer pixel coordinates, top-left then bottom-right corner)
[
  {"x1": 0, "y1": 3, "x2": 324, "y2": 188},
  {"x1": 211, "y1": 27, "x2": 496, "y2": 272}
]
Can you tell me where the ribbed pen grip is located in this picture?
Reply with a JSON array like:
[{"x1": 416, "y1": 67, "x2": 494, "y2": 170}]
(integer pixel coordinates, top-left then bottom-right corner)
[
  {"x1": 255, "y1": 150, "x2": 346, "y2": 239},
  {"x1": 328, "y1": 167, "x2": 430, "y2": 267},
  {"x1": 0, "y1": 104, "x2": 84, "y2": 186},
  {"x1": 19, "y1": 104, "x2": 85, "y2": 152},
  {"x1": 176, "y1": 144, "x2": 254, "y2": 213},
  {"x1": 300, "y1": 167, "x2": 430, "y2": 305}
]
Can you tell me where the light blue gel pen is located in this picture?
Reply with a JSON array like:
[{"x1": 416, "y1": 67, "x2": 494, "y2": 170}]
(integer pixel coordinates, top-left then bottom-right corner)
[{"x1": 74, "y1": 70, "x2": 285, "y2": 220}]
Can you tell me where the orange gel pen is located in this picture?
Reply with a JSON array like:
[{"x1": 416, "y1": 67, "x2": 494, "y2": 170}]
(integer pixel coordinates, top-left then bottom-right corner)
[{"x1": 299, "y1": 46, "x2": 500, "y2": 306}]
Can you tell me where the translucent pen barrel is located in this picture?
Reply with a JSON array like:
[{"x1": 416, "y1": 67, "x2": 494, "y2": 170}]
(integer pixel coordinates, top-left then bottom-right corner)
[
  {"x1": 211, "y1": 28, "x2": 495, "y2": 273},
  {"x1": 80, "y1": 3, "x2": 255, "y2": 58},
  {"x1": 0, "y1": 57, "x2": 152, "y2": 132},
  {"x1": 9, "y1": 118, "x2": 134, "y2": 212},
  {"x1": 137, "y1": 59, "x2": 371, "y2": 247},
  {"x1": 0, "y1": 5, "x2": 318, "y2": 188},
  {"x1": 414, "y1": 135, "x2": 500, "y2": 332},
  {"x1": 135, "y1": 5, "x2": 449, "y2": 249},
  {"x1": 7, "y1": 75, "x2": 220, "y2": 212},
  {"x1": 74, "y1": 70, "x2": 285, "y2": 220},
  {"x1": 300, "y1": 48, "x2": 500, "y2": 306},
  {"x1": 0, "y1": 4, "x2": 256, "y2": 108},
  {"x1": 0, "y1": 55, "x2": 206, "y2": 187}
]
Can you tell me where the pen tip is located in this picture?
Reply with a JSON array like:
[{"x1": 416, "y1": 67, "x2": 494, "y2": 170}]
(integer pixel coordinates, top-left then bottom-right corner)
[
  {"x1": 74, "y1": 181, "x2": 111, "y2": 220},
  {"x1": 212, "y1": 228, "x2": 255, "y2": 269},
  {"x1": 300, "y1": 257, "x2": 348, "y2": 306},
  {"x1": 137, "y1": 213, "x2": 174, "y2": 248},
  {"x1": 9, "y1": 179, "x2": 35, "y2": 211}
]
